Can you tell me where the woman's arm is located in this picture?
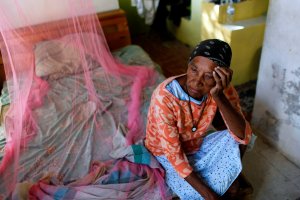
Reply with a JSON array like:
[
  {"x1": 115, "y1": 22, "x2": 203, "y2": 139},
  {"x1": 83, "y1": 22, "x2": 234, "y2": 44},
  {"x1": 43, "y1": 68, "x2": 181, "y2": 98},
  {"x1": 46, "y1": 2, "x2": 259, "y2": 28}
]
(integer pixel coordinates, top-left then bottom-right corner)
[
  {"x1": 210, "y1": 66, "x2": 246, "y2": 139},
  {"x1": 185, "y1": 172, "x2": 220, "y2": 200},
  {"x1": 213, "y1": 92, "x2": 245, "y2": 139}
]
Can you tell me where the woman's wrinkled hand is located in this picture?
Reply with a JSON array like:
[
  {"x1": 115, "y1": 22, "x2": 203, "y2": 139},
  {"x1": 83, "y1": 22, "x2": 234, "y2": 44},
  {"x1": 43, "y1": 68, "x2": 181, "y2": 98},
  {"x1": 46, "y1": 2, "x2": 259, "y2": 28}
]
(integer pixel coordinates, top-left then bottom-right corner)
[{"x1": 210, "y1": 66, "x2": 233, "y2": 98}]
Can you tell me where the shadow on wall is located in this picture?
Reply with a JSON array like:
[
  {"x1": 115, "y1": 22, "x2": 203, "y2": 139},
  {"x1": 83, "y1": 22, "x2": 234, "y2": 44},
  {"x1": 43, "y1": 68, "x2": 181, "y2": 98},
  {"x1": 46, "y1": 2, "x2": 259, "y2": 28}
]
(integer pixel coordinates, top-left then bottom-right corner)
[
  {"x1": 118, "y1": 0, "x2": 151, "y2": 36},
  {"x1": 249, "y1": 47, "x2": 262, "y2": 80},
  {"x1": 201, "y1": 6, "x2": 230, "y2": 41}
]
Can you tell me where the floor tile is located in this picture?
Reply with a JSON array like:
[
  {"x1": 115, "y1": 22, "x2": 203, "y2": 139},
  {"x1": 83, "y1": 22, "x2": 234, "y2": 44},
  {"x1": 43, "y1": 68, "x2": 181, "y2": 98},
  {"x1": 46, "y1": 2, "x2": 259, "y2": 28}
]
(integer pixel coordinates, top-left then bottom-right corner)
[{"x1": 243, "y1": 135, "x2": 300, "y2": 200}]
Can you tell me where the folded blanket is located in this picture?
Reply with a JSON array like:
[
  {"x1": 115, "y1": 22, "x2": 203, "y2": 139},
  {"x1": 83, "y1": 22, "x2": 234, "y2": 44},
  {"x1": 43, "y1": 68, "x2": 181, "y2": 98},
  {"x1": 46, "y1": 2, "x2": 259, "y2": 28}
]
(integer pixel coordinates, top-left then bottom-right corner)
[{"x1": 13, "y1": 154, "x2": 168, "y2": 200}]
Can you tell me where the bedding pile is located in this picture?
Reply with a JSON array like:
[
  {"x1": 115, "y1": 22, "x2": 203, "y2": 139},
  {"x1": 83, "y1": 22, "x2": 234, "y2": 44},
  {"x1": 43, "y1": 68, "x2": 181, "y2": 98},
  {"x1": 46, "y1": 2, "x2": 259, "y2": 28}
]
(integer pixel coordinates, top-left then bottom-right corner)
[{"x1": 0, "y1": 0, "x2": 169, "y2": 199}]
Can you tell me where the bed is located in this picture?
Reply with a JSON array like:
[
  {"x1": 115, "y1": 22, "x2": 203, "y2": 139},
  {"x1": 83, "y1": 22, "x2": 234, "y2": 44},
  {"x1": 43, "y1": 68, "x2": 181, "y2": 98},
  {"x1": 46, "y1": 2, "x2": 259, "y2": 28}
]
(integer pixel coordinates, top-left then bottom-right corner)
[{"x1": 0, "y1": 9, "x2": 167, "y2": 199}]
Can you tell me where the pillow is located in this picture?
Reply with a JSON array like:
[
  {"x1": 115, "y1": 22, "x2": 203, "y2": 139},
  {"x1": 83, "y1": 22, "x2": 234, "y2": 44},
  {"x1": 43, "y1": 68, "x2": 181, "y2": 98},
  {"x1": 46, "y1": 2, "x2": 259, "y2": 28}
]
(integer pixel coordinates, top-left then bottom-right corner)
[
  {"x1": 112, "y1": 45, "x2": 163, "y2": 74},
  {"x1": 34, "y1": 34, "x2": 99, "y2": 80}
]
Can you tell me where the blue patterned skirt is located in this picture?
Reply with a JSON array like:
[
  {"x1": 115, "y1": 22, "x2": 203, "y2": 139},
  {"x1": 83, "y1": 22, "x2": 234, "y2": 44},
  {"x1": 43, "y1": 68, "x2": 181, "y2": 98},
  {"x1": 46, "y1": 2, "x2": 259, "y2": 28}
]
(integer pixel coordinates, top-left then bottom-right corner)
[{"x1": 156, "y1": 130, "x2": 242, "y2": 200}]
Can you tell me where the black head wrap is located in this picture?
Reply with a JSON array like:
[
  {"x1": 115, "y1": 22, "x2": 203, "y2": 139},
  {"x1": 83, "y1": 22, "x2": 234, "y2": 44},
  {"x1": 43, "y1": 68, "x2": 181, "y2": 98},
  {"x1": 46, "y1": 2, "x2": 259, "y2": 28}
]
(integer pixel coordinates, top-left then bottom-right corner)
[{"x1": 189, "y1": 39, "x2": 232, "y2": 68}]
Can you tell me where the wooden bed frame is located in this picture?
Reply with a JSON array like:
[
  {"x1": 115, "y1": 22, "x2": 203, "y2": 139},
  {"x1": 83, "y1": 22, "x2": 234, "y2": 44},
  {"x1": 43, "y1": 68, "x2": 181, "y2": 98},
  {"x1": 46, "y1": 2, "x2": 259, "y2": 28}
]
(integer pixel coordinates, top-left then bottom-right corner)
[{"x1": 0, "y1": 9, "x2": 131, "y2": 89}]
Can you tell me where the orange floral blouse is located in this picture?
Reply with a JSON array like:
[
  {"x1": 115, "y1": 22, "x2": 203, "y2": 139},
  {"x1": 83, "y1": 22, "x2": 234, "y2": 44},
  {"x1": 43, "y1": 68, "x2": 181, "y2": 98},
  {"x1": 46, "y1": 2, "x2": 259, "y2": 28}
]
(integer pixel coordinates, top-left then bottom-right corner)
[{"x1": 145, "y1": 75, "x2": 252, "y2": 178}]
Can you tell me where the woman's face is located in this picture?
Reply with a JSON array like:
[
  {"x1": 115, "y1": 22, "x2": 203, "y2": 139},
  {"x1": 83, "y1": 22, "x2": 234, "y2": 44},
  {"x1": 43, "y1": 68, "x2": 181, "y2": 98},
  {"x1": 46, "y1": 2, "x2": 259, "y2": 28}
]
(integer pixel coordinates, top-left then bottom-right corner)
[{"x1": 186, "y1": 56, "x2": 218, "y2": 99}]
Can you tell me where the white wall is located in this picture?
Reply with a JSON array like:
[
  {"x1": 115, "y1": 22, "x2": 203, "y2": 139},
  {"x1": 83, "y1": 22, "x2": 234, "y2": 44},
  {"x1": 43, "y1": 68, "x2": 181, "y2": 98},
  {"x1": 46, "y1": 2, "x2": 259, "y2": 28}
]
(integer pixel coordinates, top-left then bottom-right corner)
[
  {"x1": 93, "y1": 0, "x2": 119, "y2": 13},
  {"x1": 0, "y1": 0, "x2": 119, "y2": 28},
  {"x1": 252, "y1": 0, "x2": 300, "y2": 166}
]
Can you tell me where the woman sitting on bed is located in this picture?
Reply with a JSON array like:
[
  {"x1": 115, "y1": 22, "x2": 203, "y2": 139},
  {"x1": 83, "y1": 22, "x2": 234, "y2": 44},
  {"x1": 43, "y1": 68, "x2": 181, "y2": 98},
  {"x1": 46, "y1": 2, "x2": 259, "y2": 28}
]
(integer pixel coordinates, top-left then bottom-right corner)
[{"x1": 145, "y1": 39, "x2": 252, "y2": 200}]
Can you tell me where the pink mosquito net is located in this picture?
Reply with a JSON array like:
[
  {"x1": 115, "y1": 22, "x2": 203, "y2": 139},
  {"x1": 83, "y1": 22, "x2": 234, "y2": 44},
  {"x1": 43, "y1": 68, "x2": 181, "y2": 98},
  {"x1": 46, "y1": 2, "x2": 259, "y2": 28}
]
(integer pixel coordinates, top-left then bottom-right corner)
[{"x1": 0, "y1": 0, "x2": 169, "y2": 199}]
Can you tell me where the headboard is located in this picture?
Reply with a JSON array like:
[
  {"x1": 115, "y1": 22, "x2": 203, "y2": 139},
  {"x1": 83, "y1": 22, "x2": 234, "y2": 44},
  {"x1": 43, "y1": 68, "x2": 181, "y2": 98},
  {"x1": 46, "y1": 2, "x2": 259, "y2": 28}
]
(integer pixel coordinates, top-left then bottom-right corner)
[{"x1": 0, "y1": 9, "x2": 131, "y2": 89}]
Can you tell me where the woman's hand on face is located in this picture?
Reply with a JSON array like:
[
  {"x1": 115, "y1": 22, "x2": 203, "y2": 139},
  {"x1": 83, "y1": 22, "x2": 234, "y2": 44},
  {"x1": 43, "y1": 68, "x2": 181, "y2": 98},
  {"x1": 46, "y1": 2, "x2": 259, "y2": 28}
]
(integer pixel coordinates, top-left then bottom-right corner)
[{"x1": 210, "y1": 66, "x2": 233, "y2": 98}]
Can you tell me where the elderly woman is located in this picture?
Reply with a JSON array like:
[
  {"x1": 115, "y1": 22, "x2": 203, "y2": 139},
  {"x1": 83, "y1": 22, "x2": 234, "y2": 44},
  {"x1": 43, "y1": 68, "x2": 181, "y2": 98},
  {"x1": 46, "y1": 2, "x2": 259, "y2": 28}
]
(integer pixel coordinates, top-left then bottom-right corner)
[{"x1": 145, "y1": 39, "x2": 252, "y2": 199}]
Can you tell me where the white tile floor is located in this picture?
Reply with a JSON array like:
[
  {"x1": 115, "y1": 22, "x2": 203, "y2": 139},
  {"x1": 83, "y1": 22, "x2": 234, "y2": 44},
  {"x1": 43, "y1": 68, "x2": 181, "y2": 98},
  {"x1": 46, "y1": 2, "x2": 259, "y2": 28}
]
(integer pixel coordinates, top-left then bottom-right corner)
[{"x1": 242, "y1": 134, "x2": 300, "y2": 200}]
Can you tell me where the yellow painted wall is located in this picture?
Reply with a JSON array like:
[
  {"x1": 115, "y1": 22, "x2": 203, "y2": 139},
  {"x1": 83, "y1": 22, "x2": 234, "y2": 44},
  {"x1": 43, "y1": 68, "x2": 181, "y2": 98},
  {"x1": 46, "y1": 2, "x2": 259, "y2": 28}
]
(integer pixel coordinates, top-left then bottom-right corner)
[
  {"x1": 218, "y1": 0, "x2": 269, "y2": 23},
  {"x1": 230, "y1": 21, "x2": 266, "y2": 85}
]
